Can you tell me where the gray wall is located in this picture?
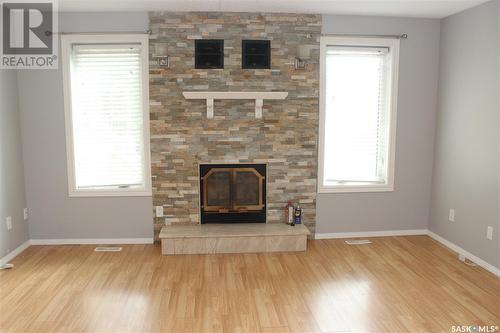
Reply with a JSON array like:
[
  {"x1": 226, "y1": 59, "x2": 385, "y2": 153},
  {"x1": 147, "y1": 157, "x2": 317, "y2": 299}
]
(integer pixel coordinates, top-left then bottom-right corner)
[
  {"x1": 17, "y1": 12, "x2": 154, "y2": 240},
  {"x1": 429, "y1": 0, "x2": 500, "y2": 267},
  {"x1": 0, "y1": 70, "x2": 29, "y2": 257},
  {"x1": 316, "y1": 15, "x2": 441, "y2": 234}
]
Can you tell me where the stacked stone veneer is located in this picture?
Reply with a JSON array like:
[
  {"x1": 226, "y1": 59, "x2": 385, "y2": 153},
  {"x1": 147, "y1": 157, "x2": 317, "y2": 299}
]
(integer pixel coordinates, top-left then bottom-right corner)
[{"x1": 149, "y1": 12, "x2": 320, "y2": 238}]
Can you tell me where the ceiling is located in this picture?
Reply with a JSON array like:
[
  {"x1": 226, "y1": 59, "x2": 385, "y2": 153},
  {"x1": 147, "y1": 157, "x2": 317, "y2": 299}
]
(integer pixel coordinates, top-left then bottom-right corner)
[{"x1": 58, "y1": 0, "x2": 490, "y2": 18}]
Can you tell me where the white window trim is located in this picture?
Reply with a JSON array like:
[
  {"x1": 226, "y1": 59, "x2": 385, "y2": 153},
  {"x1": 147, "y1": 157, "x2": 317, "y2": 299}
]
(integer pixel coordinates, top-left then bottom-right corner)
[
  {"x1": 61, "y1": 34, "x2": 152, "y2": 197},
  {"x1": 318, "y1": 36, "x2": 400, "y2": 194}
]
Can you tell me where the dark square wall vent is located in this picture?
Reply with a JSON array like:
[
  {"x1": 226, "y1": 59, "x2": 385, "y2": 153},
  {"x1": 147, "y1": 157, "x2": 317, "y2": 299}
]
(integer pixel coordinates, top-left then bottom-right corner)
[
  {"x1": 242, "y1": 40, "x2": 271, "y2": 69},
  {"x1": 195, "y1": 39, "x2": 224, "y2": 69}
]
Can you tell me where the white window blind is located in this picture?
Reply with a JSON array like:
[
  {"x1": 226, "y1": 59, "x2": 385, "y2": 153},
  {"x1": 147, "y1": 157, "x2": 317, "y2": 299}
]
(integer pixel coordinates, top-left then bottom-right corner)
[
  {"x1": 323, "y1": 45, "x2": 391, "y2": 186},
  {"x1": 69, "y1": 44, "x2": 146, "y2": 190}
]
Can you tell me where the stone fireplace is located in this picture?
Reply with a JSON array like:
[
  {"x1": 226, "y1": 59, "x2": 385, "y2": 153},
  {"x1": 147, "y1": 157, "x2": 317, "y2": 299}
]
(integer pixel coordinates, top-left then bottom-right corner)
[
  {"x1": 200, "y1": 163, "x2": 266, "y2": 224},
  {"x1": 149, "y1": 12, "x2": 321, "y2": 239}
]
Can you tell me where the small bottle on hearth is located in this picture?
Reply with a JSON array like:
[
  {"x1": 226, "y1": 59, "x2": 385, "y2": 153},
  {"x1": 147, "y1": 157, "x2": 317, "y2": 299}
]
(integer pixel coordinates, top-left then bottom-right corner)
[
  {"x1": 294, "y1": 205, "x2": 302, "y2": 225},
  {"x1": 285, "y1": 201, "x2": 294, "y2": 225}
]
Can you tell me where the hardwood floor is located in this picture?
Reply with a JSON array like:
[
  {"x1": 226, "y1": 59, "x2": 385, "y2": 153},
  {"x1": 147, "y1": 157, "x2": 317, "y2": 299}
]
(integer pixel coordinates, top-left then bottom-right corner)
[{"x1": 1, "y1": 236, "x2": 498, "y2": 333}]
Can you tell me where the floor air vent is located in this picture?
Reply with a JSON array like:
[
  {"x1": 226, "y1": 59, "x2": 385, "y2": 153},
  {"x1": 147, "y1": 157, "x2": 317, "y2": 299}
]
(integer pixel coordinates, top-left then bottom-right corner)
[
  {"x1": 345, "y1": 239, "x2": 372, "y2": 245},
  {"x1": 94, "y1": 246, "x2": 122, "y2": 252}
]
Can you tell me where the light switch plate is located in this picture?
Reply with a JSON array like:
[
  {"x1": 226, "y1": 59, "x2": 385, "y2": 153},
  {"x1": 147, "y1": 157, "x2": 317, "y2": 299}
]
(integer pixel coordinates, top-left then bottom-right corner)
[
  {"x1": 155, "y1": 206, "x2": 164, "y2": 217},
  {"x1": 448, "y1": 209, "x2": 455, "y2": 222},
  {"x1": 6, "y1": 216, "x2": 12, "y2": 231},
  {"x1": 23, "y1": 208, "x2": 29, "y2": 220},
  {"x1": 486, "y1": 226, "x2": 493, "y2": 240}
]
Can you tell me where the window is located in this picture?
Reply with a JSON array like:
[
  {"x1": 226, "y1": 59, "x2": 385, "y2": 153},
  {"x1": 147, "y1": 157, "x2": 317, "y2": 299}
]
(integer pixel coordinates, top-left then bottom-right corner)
[
  {"x1": 61, "y1": 34, "x2": 151, "y2": 197},
  {"x1": 318, "y1": 37, "x2": 400, "y2": 193}
]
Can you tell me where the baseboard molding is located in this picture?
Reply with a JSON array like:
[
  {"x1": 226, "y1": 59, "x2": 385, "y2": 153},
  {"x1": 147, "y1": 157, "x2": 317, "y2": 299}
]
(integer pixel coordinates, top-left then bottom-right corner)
[
  {"x1": 314, "y1": 229, "x2": 428, "y2": 239},
  {"x1": 30, "y1": 238, "x2": 154, "y2": 245},
  {"x1": 427, "y1": 230, "x2": 500, "y2": 278},
  {"x1": 0, "y1": 240, "x2": 31, "y2": 266}
]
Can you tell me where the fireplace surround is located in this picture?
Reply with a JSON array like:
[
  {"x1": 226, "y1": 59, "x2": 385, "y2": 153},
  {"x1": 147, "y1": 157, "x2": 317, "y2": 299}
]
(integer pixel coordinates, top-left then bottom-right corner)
[
  {"x1": 149, "y1": 12, "x2": 320, "y2": 237},
  {"x1": 200, "y1": 164, "x2": 266, "y2": 224}
]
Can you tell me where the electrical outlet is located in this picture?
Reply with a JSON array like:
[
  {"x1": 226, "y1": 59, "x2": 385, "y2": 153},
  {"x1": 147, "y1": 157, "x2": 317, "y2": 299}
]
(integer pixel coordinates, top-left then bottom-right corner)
[
  {"x1": 6, "y1": 216, "x2": 12, "y2": 231},
  {"x1": 23, "y1": 208, "x2": 29, "y2": 220},
  {"x1": 448, "y1": 209, "x2": 455, "y2": 222},
  {"x1": 486, "y1": 226, "x2": 494, "y2": 240},
  {"x1": 155, "y1": 206, "x2": 164, "y2": 217}
]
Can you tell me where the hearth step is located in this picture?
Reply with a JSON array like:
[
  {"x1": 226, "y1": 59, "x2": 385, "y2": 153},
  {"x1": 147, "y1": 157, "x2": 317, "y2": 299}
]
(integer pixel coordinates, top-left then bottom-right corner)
[{"x1": 159, "y1": 223, "x2": 310, "y2": 255}]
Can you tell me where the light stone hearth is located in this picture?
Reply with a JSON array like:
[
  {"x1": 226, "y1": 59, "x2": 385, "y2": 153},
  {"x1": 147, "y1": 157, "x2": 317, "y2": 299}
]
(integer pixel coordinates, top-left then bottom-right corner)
[{"x1": 160, "y1": 223, "x2": 310, "y2": 255}]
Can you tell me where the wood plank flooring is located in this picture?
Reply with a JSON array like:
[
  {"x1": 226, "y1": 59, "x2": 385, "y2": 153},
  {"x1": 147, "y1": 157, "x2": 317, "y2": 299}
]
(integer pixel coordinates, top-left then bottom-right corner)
[{"x1": 1, "y1": 236, "x2": 499, "y2": 333}]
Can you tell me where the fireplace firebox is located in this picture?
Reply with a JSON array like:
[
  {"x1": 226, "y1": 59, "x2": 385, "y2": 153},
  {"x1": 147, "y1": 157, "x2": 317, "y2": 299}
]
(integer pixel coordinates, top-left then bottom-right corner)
[{"x1": 200, "y1": 164, "x2": 266, "y2": 223}]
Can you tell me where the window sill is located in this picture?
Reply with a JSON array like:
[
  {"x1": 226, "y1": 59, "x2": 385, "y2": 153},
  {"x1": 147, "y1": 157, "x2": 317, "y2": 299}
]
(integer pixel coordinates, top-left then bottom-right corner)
[
  {"x1": 318, "y1": 184, "x2": 394, "y2": 194},
  {"x1": 68, "y1": 189, "x2": 152, "y2": 198}
]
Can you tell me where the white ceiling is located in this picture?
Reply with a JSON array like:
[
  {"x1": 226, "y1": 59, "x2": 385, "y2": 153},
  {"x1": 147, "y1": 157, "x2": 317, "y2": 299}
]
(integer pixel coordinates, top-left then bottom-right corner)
[{"x1": 58, "y1": 0, "x2": 490, "y2": 19}]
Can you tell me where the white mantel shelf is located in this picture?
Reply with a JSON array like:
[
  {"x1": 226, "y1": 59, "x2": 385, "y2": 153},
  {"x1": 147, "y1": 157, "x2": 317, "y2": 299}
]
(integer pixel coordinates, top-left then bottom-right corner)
[{"x1": 182, "y1": 91, "x2": 288, "y2": 119}]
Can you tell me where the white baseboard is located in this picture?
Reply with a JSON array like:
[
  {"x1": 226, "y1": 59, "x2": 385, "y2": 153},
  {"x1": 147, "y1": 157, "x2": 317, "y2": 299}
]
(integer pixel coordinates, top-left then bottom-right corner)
[
  {"x1": 427, "y1": 230, "x2": 500, "y2": 278},
  {"x1": 314, "y1": 229, "x2": 428, "y2": 239},
  {"x1": 0, "y1": 240, "x2": 31, "y2": 266},
  {"x1": 30, "y1": 238, "x2": 154, "y2": 245}
]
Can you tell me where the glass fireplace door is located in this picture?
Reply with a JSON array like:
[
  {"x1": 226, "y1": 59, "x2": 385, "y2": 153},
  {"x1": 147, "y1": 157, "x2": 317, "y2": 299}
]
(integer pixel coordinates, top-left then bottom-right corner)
[
  {"x1": 232, "y1": 168, "x2": 264, "y2": 211},
  {"x1": 203, "y1": 169, "x2": 232, "y2": 212},
  {"x1": 202, "y1": 167, "x2": 264, "y2": 213}
]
